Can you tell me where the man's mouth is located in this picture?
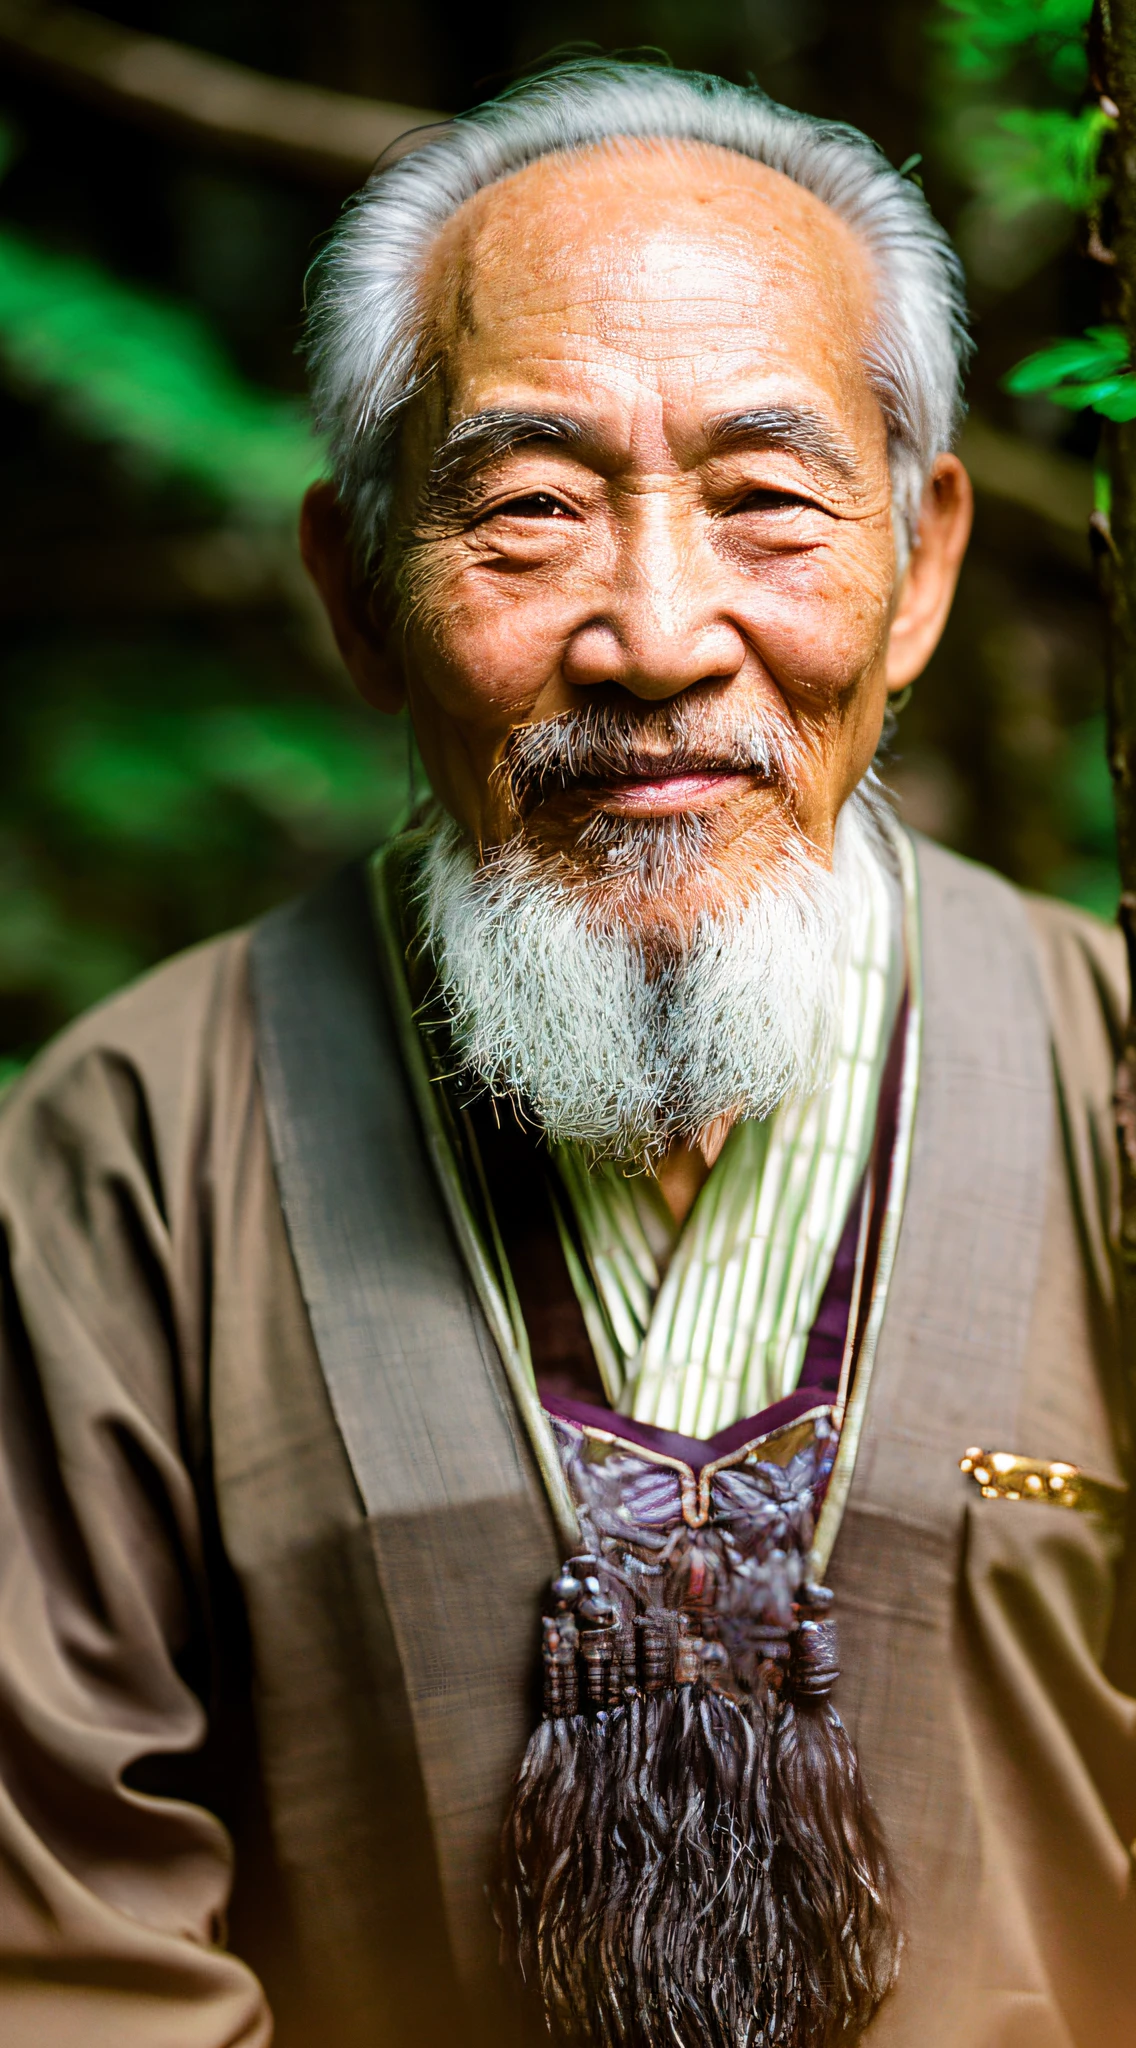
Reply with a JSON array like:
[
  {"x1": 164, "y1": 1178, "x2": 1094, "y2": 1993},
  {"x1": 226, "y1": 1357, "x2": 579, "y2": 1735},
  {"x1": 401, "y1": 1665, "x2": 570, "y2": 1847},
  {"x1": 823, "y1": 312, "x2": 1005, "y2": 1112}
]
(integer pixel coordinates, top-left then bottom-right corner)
[{"x1": 593, "y1": 768, "x2": 758, "y2": 816}]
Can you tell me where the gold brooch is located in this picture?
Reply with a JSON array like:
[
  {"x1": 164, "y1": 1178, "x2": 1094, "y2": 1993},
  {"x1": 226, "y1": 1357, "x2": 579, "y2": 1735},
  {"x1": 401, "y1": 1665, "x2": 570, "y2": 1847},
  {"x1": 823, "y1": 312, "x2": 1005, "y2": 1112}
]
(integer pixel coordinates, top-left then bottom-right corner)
[{"x1": 959, "y1": 1448, "x2": 1125, "y2": 1523}]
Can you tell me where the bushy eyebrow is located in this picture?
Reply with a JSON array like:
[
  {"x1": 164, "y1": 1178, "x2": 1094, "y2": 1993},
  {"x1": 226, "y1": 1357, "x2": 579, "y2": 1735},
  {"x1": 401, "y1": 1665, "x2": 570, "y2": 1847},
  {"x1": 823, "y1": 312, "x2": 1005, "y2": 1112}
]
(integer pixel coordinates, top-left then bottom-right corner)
[
  {"x1": 703, "y1": 406, "x2": 861, "y2": 484},
  {"x1": 421, "y1": 408, "x2": 584, "y2": 524}
]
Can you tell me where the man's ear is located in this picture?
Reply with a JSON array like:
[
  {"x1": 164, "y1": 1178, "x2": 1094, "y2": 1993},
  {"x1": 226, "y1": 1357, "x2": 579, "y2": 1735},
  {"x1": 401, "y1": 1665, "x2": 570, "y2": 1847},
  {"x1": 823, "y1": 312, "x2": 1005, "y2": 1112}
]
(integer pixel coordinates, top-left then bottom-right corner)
[
  {"x1": 885, "y1": 453, "x2": 973, "y2": 693},
  {"x1": 299, "y1": 481, "x2": 405, "y2": 713}
]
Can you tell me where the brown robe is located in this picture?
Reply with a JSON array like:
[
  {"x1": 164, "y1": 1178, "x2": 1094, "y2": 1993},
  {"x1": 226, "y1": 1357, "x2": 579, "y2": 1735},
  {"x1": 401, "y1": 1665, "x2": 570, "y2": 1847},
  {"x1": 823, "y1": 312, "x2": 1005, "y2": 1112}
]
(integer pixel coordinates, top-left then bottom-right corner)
[{"x1": 0, "y1": 831, "x2": 1132, "y2": 2047}]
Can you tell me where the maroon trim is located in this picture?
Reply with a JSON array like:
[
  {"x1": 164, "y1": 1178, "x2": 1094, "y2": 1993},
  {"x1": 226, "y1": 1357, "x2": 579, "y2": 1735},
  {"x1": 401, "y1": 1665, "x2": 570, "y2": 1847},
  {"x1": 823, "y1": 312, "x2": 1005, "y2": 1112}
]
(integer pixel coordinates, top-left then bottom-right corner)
[
  {"x1": 797, "y1": 1176, "x2": 864, "y2": 1393},
  {"x1": 541, "y1": 1385, "x2": 833, "y2": 1474}
]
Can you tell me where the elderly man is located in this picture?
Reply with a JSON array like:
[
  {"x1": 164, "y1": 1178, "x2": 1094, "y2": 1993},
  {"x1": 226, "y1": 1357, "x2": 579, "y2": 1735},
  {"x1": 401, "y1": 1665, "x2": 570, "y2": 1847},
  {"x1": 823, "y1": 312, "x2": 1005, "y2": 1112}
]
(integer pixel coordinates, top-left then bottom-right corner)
[{"x1": 0, "y1": 56, "x2": 1132, "y2": 2048}]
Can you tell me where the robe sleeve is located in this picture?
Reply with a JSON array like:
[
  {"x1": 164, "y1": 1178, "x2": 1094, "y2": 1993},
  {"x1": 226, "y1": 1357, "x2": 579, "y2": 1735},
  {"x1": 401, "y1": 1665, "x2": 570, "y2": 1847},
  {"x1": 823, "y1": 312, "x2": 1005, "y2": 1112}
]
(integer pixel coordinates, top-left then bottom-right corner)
[{"x1": 0, "y1": 962, "x2": 272, "y2": 2043}]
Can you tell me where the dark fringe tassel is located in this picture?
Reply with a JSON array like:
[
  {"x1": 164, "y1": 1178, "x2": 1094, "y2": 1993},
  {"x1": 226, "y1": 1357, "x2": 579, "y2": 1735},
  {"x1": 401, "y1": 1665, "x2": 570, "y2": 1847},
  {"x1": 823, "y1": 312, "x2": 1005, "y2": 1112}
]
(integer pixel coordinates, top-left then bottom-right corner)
[
  {"x1": 497, "y1": 1614, "x2": 898, "y2": 2047},
  {"x1": 500, "y1": 1680, "x2": 780, "y2": 2048},
  {"x1": 766, "y1": 1619, "x2": 900, "y2": 2044}
]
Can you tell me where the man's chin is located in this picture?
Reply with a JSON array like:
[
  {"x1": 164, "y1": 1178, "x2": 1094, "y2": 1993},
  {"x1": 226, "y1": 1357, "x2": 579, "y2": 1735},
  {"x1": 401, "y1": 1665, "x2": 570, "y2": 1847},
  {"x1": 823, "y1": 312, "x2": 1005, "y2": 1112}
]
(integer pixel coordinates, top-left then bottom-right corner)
[
  {"x1": 574, "y1": 876, "x2": 752, "y2": 953},
  {"x1": 522, "y1": 804, "x2": 807, "y2": 945}
]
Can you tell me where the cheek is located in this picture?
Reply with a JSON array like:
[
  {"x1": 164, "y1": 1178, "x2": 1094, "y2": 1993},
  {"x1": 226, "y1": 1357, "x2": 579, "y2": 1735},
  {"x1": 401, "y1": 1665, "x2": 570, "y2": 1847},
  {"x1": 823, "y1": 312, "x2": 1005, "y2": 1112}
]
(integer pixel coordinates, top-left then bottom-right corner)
[
  {"x1": 403, "y1": 550, "x2": 599, "y2": 733},
  {"x1": 729, "y1": 536, "x2": 896, "y2": 702}
]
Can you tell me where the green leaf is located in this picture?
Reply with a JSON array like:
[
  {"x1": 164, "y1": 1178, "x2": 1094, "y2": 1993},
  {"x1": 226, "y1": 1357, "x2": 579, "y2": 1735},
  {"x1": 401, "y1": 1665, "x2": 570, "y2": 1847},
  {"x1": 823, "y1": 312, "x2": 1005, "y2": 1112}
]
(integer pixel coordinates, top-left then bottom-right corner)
[
  {"x1": 1006, "y1": 331, "x2": 1126, "y2": 392},
  {"x1": 1093, "y1": 382, "x2": 1136, "y2": 421},
  {"x1": 957, "y1": 104, "x2": 1109, "y2": 218},
  {"x1": 0, "y1": 230, "x2": 326, "y2": 518},
  {"x1": 1004, "y1": 325, "x2": 1136, "y2": 416}
]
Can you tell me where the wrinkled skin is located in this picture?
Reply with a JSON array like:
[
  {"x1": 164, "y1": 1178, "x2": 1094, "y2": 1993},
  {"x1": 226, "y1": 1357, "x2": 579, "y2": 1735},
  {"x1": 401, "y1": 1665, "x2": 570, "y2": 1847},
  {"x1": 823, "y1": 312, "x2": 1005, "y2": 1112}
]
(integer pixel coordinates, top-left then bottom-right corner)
[{"x1": 302, "y1": 137, "x2": 972, "y2": 1212}]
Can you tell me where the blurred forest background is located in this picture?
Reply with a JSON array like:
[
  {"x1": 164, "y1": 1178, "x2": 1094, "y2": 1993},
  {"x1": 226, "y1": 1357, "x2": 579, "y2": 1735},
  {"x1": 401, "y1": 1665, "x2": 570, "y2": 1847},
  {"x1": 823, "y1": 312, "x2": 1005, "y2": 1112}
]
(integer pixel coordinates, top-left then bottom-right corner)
[{"x1": 0, "y1": 0, "x2": 1116, "y2": 1078}]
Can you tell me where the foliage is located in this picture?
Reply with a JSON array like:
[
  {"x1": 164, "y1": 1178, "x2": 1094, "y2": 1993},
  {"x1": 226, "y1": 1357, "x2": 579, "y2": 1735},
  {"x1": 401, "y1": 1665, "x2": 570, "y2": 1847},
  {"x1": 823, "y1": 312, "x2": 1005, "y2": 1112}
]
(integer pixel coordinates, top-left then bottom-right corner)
[
  {"x1": 934, "y1": 0, "x2": 1104, "y2": 290},
  {"x1": 43, "y1": 702, "x2": 406, "y2": 854},
  {"x1": 0, "y1": 228, "x2": 325, "y2": 517},
  {"x1": 940, "y1": 6, "x2": 1123, "y2": 433},
  {"x1": 0, "y1": 634, "x2": 410, "y2": 1057},
  {"x1": 1050, "y1": 712, "x2": 1120, "y2": 916},
  {"x1": 937, "y1": 0, "x2": 1091, "y2": 87},
  {"x1": 0, "y1": 113, "x2": 408, "y2": 1072},
  {"x1": 1005, "y1": 323, "x2": 1136, "y2": 416},
  {"x1": 958, "y1": 103, "x2": 1109, "y2": 216},
  {"x1": 924, "y1": 0, "x2": 1118, "y2": 920}
]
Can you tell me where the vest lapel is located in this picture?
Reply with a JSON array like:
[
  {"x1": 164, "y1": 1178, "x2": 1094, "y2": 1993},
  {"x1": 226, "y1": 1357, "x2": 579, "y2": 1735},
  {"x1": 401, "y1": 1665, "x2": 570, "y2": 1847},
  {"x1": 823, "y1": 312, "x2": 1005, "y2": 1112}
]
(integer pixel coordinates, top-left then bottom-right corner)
[
  {"x1": 840, "y1": 831, "x2": 1053, "y2": 1529},
  {"x1": 249, "y1": 865, "x2": 560, "y2": 2031},
  {"x1": 824, "y1": 833, "x2": 1055, "y2": 2028}
]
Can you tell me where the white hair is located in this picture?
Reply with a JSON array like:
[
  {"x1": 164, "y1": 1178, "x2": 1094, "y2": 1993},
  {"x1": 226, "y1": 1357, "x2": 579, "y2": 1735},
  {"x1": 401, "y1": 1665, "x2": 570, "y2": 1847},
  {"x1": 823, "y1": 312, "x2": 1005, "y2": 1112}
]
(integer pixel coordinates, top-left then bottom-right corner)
[
  {"x1": 306, "y1": 57, "x2": 969, "y2": 565},
  {"x1": 418, "y1": 788, "x2": 891, "y2": 1162}
]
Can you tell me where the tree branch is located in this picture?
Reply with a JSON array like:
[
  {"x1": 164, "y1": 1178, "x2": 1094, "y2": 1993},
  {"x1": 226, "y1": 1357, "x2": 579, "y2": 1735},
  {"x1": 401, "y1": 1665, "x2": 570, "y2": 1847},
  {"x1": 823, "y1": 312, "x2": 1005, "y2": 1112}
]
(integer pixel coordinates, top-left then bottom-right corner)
[
  {"x1": 1089, "y1": 0, "x2": 1136, "y2": 1329},
  {"x1": 0, "y1": 0, "x2": 443, "y2": 184}
]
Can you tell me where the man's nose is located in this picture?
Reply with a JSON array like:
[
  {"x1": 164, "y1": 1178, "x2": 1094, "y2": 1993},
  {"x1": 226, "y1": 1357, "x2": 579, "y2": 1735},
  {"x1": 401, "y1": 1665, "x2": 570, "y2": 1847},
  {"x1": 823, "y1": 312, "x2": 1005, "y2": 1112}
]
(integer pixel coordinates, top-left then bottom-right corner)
[{"x1": 561, "y1": 504, "x2": 748, "y2": 702}]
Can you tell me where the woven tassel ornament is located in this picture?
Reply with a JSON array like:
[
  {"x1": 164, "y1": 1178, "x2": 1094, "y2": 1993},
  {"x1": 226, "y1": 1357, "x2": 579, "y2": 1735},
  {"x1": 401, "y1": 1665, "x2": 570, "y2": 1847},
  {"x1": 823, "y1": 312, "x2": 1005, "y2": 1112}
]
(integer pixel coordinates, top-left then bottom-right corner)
[{"x1": 496, "y1": 1417, "x2": 898, "y2": 2048}]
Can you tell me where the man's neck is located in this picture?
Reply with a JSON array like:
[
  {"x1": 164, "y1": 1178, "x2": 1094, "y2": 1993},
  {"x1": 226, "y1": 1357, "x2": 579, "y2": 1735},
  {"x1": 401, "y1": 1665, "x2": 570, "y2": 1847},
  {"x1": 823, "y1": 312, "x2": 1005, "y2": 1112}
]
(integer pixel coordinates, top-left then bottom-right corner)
[
  {"x1": 654, "y1": 1138, "x2": 713, "y2": 1227},
  {"x1": 653, "y1": 1111, "x2": 740, "y2": 1225}
]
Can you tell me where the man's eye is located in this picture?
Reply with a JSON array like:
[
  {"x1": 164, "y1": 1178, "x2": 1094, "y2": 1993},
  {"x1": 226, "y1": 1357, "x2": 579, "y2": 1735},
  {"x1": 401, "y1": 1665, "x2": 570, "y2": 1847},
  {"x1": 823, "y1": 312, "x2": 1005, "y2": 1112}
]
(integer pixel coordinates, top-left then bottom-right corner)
[
  {"x1": 487, "y1": 493, "x2": 575, "y2": 520},
  {"x1": 732, "y1": 488, "x2": 812, "y2": 514}
]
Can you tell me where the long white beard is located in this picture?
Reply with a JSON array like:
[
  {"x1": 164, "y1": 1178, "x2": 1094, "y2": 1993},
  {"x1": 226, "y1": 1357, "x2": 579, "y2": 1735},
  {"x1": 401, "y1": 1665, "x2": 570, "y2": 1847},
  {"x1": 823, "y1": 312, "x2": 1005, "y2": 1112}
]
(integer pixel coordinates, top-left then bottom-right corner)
[{"x1": 418, "y1": 788, "x2": 892, "y2": 1163}]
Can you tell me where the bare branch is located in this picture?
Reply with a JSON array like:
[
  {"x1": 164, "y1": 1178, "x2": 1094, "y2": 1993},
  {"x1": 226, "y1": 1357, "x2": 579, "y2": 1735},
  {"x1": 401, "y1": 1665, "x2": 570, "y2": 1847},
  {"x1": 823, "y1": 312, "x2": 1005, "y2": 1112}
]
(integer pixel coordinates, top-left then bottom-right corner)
[{"x1": 0, "y1": 0, "x2": 444, "y2": 184}]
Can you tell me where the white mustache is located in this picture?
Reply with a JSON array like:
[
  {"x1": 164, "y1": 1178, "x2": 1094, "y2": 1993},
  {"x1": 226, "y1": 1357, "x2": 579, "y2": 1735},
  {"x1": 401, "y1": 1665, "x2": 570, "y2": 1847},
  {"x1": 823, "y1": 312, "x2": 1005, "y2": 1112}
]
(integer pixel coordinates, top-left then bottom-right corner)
[{"x1": 498, "y1": 700, "x2": 807, "y2": 818}]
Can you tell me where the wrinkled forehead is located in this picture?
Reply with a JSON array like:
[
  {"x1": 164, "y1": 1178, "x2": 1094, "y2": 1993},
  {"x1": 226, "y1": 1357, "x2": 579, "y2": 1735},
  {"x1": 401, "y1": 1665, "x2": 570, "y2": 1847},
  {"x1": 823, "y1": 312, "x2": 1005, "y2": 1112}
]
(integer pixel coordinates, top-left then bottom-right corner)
[{"x1": 418, "y1": 138, "x2": 881, "y2": 422}]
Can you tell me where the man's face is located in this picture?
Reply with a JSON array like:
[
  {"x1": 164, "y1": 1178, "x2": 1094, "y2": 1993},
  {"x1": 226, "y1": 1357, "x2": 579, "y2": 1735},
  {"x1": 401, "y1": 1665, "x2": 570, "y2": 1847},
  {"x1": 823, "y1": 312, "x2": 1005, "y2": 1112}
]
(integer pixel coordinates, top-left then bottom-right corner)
[{"x1": 307, "y1": 139, "x2": 970, "y2": 941}]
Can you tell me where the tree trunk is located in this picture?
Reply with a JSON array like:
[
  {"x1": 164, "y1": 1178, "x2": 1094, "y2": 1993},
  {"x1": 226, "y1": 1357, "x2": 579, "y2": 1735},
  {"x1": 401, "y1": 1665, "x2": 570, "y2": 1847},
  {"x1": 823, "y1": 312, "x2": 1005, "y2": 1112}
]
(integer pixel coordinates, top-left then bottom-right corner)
[{"x1": 1094, "y1": 0, "x2": 1136, "y2": 1309}]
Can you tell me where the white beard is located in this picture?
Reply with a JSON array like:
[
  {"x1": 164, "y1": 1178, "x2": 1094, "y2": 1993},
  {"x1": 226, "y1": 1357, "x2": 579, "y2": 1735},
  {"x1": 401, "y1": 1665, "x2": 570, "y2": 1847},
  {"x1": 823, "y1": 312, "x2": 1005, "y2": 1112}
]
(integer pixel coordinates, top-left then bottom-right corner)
[{"x1": 418, "y1": 785, "x2": 893, "y2": 1163}]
